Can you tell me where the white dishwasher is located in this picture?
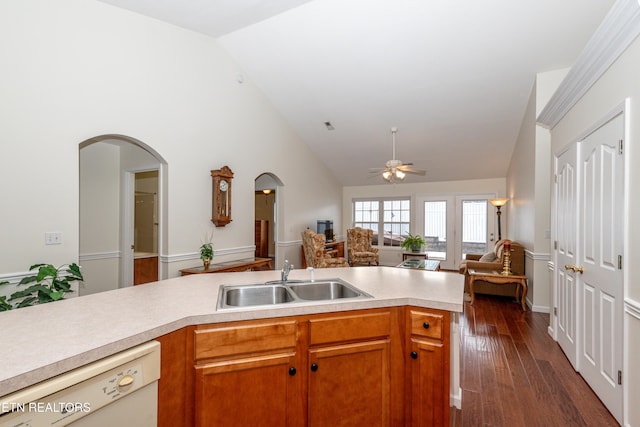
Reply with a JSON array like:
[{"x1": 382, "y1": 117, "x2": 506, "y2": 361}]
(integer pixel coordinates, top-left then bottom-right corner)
[{"x1": 0, "y1": 340, "x2": 160, "y2": 427}]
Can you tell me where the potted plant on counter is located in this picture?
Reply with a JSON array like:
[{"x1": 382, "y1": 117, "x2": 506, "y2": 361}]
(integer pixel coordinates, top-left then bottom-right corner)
[
  {"x1": 0, "y1": 263, "x2": 84, "y2": 311},
  {"x1": 401, "y1": 233, "x2": 426, "y2": 253}
]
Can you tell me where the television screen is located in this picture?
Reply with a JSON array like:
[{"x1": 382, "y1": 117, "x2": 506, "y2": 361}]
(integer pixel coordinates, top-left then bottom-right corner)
[{"x1": 317, "y1": 220, "x2": 333, "y2": 242}]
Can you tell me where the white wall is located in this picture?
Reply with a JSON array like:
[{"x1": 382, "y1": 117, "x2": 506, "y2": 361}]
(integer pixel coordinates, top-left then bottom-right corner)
[
  {"x1": 0, "y1": 0, "x2": 342, "y2": 282},
  {"x1": 506, "y1": 69, "x2": 567, "y2": 312},
  {"x1": 78, "y1": 142, "x2": 121, "y2": 295},
  {"x1": 343, "y1": 178, "x2": 506, "y2": 266},
  {"x1": 548, "y1": 35, "x2": 640, "y2": 427}
]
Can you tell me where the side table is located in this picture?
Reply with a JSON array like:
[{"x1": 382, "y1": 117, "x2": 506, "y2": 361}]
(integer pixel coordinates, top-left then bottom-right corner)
[
  {"x1": 180, "y1": 257, "x2": 272, "y2": 275},
  {"x1": 396, "y1": 259, "x2": 440, "y2": 271},
  {"x1": 467, "y1": 269, "x2": 528, "y2": 311},
  {"x1": 402, "y1": 252, "x2": 428, "y2": 261}
]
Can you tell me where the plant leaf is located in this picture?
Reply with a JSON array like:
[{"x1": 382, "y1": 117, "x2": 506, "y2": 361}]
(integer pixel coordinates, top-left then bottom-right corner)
[
  {"x1": 36, "y1": 265, "x2": 58, "y2": 282},
  {"x1": 0, "y1": 296, "x2": 13, "y2": 311},
  {"x1": 9, "y1": 284, "x2": 49, "y2": 300},
  {"x1": 66, "y1": 263, "x2": 84, "y2": 281},
  {"x1": 19, "y1": 275, "x2": 38, "y2": 285},
  {"x1": 16, "y1": 297, "x2": 38, "y2": 308}
]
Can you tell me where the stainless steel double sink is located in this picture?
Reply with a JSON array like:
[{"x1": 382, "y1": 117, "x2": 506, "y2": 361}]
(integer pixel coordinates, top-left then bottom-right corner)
[{"x1": 217, "y1": 278, "x2": 372, "y2": 309}]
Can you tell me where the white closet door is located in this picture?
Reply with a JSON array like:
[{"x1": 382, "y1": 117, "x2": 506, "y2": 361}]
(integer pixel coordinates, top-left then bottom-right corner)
[
  {"x1": 577, "y1": 113, "x2": 624, "y2": 423},
  {"x1": 554, "y1": 145, "x2": 579, "y2": 368}
]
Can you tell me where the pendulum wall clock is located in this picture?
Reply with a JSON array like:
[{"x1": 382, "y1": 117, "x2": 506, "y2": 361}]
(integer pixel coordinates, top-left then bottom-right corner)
[{"x1": 211, "y1": 166, "x2": 233, "y2": 227}]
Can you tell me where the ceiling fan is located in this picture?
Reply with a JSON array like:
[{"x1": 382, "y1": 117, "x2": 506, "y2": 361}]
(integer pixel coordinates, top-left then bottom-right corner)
[{"x1": 369, "y1": 127, "x2": 426, "y2": 182}]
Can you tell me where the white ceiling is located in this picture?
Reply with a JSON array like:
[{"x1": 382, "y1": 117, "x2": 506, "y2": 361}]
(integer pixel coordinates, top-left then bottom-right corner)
[{"x1": 98, "y1": 0, "x2": 614, "y2": 186}]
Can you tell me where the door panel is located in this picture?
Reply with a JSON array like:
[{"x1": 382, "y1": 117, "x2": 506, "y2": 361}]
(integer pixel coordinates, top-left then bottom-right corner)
[
  {"x1": 555, "y1": 145, "x2": 578, "y2": 368},
  {"x1": 577, "y1": 113, "x2": 623, "y2": 423},
  {"x1": 419, "y1": 198, "x2": 453, "y2": 268}
]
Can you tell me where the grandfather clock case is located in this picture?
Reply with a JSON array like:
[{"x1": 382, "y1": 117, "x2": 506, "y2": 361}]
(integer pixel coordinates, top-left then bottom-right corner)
[{"x1": 211, "y1": 166, "x2": 233, "y2": 227}]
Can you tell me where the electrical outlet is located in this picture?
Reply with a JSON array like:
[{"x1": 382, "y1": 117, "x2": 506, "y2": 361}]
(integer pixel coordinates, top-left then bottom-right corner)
[{"x1": 45, "y1": 232, "x2": 62, "y2": 245}]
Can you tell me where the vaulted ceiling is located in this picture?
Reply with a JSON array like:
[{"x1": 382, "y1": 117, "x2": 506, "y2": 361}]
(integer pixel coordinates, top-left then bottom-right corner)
[{"x1": 98, "y1": 0, "x2": 614, "y2": 185}]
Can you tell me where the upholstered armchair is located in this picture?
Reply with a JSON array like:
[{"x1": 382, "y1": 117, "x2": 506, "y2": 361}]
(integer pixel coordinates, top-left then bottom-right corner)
[
  {"x1": 347, "y1": 227, "x2": 380, "y2": 267},
  {"x1": 458, "y1": 240, "x2": 525, "y2": 297},
  {"x1": 301, "y1": 229, "x2": 349, "y2": 268}
]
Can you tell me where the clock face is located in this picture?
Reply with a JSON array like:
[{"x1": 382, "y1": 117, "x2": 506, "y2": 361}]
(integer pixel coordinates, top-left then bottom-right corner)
[{"x1": 219, "y1": 180, "x2": 228, "y2": 192}]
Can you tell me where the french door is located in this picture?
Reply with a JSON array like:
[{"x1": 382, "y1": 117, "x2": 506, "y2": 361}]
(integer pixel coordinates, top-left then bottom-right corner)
[{"x1": 417, "y1": 195, "x2": 495, "y2": 270}]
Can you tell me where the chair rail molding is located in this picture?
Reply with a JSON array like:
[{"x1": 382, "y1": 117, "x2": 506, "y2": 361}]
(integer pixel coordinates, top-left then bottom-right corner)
[
  {"x1": 164, "y1": 245, "x2": 255, "y2": 263},
  {"x1": 537, "y1": 0, "x2": 640, "y2": 129},
  {"x1": 79, "y1": 251, "x2": 121, "y2": 262},
  {"x1": 524, "y1": 250, "x2": 550, "y2": 262},
  {"x1": 625, "y1": 297, "x2": 640, "y2": 320}
]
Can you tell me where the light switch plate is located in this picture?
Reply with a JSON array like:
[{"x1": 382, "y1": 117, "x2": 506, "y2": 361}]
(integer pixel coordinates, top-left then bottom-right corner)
[{"x1": 45, "y1": 232, "x2": 62, "y2": 245}]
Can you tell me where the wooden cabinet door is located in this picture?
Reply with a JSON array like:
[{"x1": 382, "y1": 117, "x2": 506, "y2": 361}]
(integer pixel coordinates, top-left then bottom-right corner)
[
  {"x1": 308, "y1": 340, "x2": 390, "y2": 426},
  {"x1": 408, "y1": 338, "x2": 446, "y2": 427},
  {"x1": 195, "y1": 352, "x2": 301, "y2": 427}
]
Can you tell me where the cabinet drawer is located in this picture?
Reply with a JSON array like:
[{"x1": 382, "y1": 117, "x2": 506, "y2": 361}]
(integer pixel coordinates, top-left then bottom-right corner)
[
  {"x1": 309, "y1": 312, "x2": 390, "y2": 345},
  {"x1": 195, "y1": 320, "x2": 297, "y2": 360},
  {"x1": 409, "y1": 310, "x2": 443, "y2": 340}
]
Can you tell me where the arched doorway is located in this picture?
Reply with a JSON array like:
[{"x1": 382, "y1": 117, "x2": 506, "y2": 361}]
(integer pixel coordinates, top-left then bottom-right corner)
[
  {"x1": 79, "y1": 134, "x2": 167, "y2": 294},
  {"x1": 255, "y1": 173, "x2": 283, "y2": 269}
]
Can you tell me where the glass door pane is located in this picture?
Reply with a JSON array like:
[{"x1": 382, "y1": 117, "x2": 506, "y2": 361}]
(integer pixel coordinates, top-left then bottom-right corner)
[
  {"x1": 423, "y1": 201, "x2": 447, "y2": 260},
  {"x1": 461, "y1": 200, "x2": 489, "y2": 259}
]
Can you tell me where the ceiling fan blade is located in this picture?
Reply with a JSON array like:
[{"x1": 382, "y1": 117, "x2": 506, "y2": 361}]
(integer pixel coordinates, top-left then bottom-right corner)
[
  {"x1": 397, "y1": 165, "x2": 426, "y2": 175},
  {"x1": 369, "y1": 167, "x2": 386, "y2": 173}
]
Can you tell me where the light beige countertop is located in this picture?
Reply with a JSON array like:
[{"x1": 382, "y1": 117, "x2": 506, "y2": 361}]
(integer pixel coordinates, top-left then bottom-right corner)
[{"x1": 0, "y1": 266, "x2": 463, "y2": 397}]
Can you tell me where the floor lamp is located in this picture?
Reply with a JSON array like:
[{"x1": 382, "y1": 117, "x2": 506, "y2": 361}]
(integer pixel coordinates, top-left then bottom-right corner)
[{"x1": 489, "y1": 198, "x2": 509, "y2": 241}]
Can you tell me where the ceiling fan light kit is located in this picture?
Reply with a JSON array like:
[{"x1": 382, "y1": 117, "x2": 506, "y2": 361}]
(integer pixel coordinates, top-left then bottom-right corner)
[{"x1": 371, "y1": 127, "x2": 426, "y2": 183}]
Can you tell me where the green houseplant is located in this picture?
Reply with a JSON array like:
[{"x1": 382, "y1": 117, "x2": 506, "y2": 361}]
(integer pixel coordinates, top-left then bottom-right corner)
[
  {"x1": 401, "y1": 233, "x2": 426, "y2": 253},
  {"x1": 200, "y1": 243, "x2": 213, "y2": 270},
  {"x1": 0, "y1": 263, "x2": 84, "y2": 311}
]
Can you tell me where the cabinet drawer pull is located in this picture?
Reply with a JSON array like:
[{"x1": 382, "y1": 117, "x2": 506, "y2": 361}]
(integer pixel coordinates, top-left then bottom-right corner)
[
  {"x1": 289, "y1": 367, "x2": 297, "y2": 376},
  {"x1": 310, "y1": 363, "x2": 319, "y2": 372},
  {"x1": 410, "y1": 351, "x2": 418, "y2": 359},
  {"x1": 423, "y1": 322, "x2": 430, "y2": 329}
]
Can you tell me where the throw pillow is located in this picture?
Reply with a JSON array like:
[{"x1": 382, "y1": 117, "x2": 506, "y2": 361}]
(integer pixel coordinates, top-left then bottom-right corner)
[{"x1": 479, "y1": 252, "x2": 497, "y2": 262}]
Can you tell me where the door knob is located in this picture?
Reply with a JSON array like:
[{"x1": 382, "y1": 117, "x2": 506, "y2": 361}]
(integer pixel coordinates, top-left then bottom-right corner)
[{"x1": 564, "y1": 264, "x2": 584, "y2": 274}]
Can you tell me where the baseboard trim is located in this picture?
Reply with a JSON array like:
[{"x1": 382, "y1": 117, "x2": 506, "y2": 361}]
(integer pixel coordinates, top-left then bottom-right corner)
[
  {"x1": 530, "y1": 301, "x2": 550, "y2": 313},
  {"x1": 451, "y1": 387, "x2": 462, "y2": 409}
]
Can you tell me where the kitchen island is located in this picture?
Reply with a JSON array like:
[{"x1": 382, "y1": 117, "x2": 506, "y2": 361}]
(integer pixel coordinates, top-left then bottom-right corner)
[{"x1": 0, "y1": 266, "x2": 463, "y2": 424}]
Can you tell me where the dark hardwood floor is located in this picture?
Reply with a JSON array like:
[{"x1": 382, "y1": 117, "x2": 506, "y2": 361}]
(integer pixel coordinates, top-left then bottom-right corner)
[{"x1": 451, "y1": 294, "x2": 619, "y2": 427}]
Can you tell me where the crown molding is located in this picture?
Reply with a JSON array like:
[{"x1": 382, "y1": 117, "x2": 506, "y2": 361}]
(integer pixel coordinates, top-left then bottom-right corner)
[{"x1": 537, "y1": 0, "x2": 640, "y2": 129}]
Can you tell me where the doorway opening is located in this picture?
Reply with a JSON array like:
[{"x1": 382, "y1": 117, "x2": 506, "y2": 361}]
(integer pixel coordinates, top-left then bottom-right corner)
[
  {"x1": 416, "y1": 194, "x2": 496, "y2": 270},
  {"x1": 134, "y1": 170, "x2": 159, "y2": 285},
  {"x1": 79, "y1": 134, "x2": 167, "y2": 294},
  {"x1": 254, "y1": 173, "x2": 283, "y2": 268}
]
